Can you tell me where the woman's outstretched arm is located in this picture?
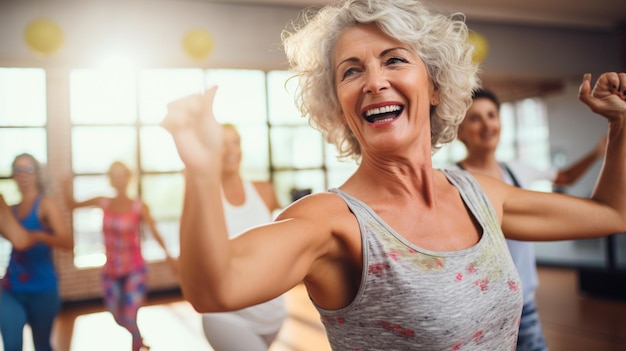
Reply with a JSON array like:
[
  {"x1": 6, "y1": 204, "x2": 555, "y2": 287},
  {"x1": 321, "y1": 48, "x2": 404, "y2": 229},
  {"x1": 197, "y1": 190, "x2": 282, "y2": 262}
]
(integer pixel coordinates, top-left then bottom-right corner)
[{"x1": 482, "y1": 72, "x2": 626, "y2": 241}]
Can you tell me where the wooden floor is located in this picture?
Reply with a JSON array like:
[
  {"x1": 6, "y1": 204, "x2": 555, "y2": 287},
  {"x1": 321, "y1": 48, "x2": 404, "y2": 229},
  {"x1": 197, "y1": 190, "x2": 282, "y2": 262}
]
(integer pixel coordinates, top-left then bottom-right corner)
[{"x1": 9, "y1": 266, "x2": 626, "y2": 351}]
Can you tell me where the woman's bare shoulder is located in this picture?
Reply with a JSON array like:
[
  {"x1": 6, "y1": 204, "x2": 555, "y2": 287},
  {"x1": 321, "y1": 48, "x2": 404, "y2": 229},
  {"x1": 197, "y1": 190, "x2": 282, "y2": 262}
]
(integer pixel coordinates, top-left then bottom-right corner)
[
  {"x1": 276, "y1": 191, "x2": 357, "y2": 237},
  {"x1": 278, "y1": 191, "x2": 348, "y2": 216}
]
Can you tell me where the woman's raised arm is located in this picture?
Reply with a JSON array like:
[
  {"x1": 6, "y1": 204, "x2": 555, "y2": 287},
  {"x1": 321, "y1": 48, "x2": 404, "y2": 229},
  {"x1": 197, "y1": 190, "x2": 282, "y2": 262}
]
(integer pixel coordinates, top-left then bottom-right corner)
[
  {"x1": 163, "y1": 89, "x2": 335, "y2": 312},
  {"x1": 495, "y1": 72, "x2": 626, "y2": 241}
]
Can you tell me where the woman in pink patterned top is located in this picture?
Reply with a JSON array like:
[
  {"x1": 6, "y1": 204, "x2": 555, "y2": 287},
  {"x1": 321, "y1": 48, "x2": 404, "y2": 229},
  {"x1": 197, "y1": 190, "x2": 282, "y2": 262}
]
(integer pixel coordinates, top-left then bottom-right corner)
[{"x1": 63, "y1": 161, "x2": 176, "y2": 351}]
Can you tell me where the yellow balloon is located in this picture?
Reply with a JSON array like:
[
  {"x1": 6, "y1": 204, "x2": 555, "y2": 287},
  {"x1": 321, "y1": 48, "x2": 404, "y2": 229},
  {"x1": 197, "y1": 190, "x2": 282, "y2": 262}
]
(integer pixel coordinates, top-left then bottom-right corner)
[
  {"x1": 24, "y1": 19, "x2": 65, "y2": 56},
  {"x1": 182, "y1": 29, "x2": 214, "y2": 60},
  {"x1": 467, "y1": 31, "x2": 489, "y2": 64}
]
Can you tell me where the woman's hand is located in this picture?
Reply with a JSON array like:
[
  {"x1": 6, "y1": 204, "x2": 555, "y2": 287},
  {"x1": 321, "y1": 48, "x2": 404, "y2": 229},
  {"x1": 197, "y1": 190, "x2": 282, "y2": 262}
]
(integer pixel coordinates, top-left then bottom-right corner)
[
  {"x1": 162, "y1": 86, "x2": 223, "y2": 175},
  {"x1": 579, "y1": 72, "x2": 626, "y2": 123}
]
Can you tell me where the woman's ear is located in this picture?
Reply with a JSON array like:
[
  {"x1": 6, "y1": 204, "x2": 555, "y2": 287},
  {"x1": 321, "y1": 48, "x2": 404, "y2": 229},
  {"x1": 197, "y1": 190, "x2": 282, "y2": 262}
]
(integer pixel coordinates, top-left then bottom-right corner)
[
  {"x1": 456, "y1": 122, "x2": 468, "y2": 143},
  {"x1": 430, "y1": 88, "x2": 440, "y2": 106}
]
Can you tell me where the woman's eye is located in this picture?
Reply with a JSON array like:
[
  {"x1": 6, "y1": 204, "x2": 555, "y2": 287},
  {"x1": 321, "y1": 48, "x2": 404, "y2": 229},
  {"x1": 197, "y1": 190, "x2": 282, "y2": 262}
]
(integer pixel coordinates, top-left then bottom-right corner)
[
  {"x1": 386, "y1": 57, "x2": 407, "y2": 65},
  {"x1": 341, "y1": 67, "x2": 358, "y2": 80}
]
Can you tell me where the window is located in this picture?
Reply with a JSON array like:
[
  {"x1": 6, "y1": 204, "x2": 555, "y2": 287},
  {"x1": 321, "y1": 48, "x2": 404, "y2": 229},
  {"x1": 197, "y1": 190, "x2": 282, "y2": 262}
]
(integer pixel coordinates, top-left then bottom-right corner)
[
  {"x1": 267, "y1": 70, "x2": 357, "y2": 205},
  {"x1": 67, "y1": 67, "x2": 360, "y2": 268},
  {"x1": 207, "y1": 69, "x2": 270, "y2": 179},
  {"x1": 0, "y1": 66, "x2": 560, "y2": 273},
  {"x1": 0, "y1": 68, "x2": 48, "y2": 276},
  {"x1": 69, "y1": 68, "x2": 202, "y2": 268}
]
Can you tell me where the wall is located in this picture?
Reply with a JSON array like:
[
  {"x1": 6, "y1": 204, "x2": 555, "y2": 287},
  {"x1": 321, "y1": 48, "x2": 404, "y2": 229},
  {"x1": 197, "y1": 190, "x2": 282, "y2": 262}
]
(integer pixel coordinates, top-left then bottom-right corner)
[
  {"x1": 0, "y1": 0, "x2": 301, "y2": 70},
  {"x1": 469, "y1": 20, "x2": 621, "y2": 81},
  {"x1": 0, "y1": 0, "x2": 624, "y2": 300}
]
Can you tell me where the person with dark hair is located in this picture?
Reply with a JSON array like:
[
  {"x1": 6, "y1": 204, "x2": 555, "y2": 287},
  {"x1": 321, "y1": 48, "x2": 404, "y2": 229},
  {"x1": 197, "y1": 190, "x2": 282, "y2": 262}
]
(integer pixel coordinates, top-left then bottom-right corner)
[
  {"x1": 201, "y1": 123, "x2": 287, "y2": 351},
  {"x1": 62, "y1": 161, "x2": 176, "y2": 351},
  {"x1": 162, "y1": 0, "x2": 626, "y2": 348},
  {"x1": 452, "y1": 88, "x2": 606, "y2": 351},
  {"x1": 0, "y1": 153, "x2": 73, "y2": 351}
]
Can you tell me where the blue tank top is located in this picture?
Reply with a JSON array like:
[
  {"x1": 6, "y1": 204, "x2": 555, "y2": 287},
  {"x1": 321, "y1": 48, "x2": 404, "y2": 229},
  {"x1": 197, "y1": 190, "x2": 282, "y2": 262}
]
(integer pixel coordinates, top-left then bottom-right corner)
[{"x1": 1, "y1": 196, "x2": 58, "y2": 293}]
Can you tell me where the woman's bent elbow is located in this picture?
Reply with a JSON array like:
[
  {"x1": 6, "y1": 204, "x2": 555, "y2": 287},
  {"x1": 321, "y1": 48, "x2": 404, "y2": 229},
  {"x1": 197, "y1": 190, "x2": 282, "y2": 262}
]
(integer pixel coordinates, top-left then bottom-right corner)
[{"x1": 183, "y1": 290, "x2": 230, "y2": 313}]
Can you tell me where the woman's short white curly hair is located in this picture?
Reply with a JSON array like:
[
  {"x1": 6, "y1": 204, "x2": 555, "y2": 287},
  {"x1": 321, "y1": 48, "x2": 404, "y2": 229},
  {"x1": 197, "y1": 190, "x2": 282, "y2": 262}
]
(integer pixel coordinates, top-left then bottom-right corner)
[{"x1": 282, "y1": 0, "x2": 480, "y2": 160}]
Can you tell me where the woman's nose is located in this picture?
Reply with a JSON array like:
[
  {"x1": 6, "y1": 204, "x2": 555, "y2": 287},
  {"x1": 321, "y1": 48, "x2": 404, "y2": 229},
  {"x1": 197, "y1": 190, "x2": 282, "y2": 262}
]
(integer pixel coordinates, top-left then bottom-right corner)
[{"x1": 362, "y1": 67, "x2": 390, "y2": 94}]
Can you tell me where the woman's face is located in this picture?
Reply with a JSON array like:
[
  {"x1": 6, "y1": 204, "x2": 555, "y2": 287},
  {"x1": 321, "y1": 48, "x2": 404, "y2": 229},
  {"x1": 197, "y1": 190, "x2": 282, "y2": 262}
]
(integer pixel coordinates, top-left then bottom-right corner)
[
  {"x1": 457, "y1": 98, "x2": 501, "y2": 153},
  {"x1": 107, "y1": 163, "x2": 131, "y2": 192},
  {"x1": 221, "y1": 126, "x2": 242, "y2": 175},
  {"x1": 11, "y1": 156, "x2": 38, "y2": 193},
  {"x1": 333, "y1": 23, "x2": 438, "y2": 158}
]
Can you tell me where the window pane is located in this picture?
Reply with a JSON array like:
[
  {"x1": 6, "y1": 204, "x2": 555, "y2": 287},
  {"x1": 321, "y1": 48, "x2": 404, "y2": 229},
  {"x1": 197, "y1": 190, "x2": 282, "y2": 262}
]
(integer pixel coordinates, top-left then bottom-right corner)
[
  {"x1": 72, "y1": 177, "x2": 107, "y2": 268},
  {"x1": 0, "y1": 179, "x2": 19, "y2": 210},
  {"x1": 138, "y1": 69, "x2": 205, "y2": 124},
  {"x1": 70, "y1": 69, "x2": 137, "y2": 124},
  {"x1": 206, "y1": 69, "x2": 267, "y2": 125},
  {"x1": 270, "y1": 126, "x2": 323, "y2": 168},
  {"x1": 73, "y1": 207, "x2": 106, "y2": 269},
  {"x1": 273, "y1": 170, "x2": 326, "y2": 207},
  {"x1": 0, "y1": 129, "x2": 47, "y2": 175},
  {"x1": 516, "y1": 98, "x2": 550, "y2": 168},
  {"x1": 72, "y1": 126, "x2": 137, "y2": 174},
  {"x1": 140, "y1": 126, "x2": 183, "y2": 172},
  {"x1": 268, "y1": 70, "x2": 305, "y2": 125},
  {"x1": 0, "y1": 68, "x2": 46, "y2": 126},
  {"x1": 497, "y1": 102, "x2": 516, "y2": 161},
  {"x1": 237, "y1": 125, "x2": 269, "y2": 179},
  {"x1": 325, "y1": 143, "x2": 357, "y2": 188},
  {"x1": 142, "y1": 221, "x2": 180, "y2": 261},
  {"x1": 141, "y1": 174, "x2": 183, "y2": 260},
  {"x1": 141, "y1": 174, "x2": 183, "y2": 220},
  {"x1": 435, "y1": 140, "x2": 467, "y2": 167},
  {"x1": 327, "y1": 168, "x2": 354, "y2": 189}
]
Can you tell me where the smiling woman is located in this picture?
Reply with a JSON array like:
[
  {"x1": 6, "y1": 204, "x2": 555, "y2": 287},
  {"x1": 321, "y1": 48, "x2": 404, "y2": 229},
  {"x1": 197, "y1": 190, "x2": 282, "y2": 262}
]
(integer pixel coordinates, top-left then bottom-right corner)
[
  {"x1": 0, "y1": 68, "x2": 49, "y2": 280},
  {"x1": 0, "y1": 153, "x2": 72, "y2": 351},
  {"x1": 285, "y1": 5, "x2": 475, "y2": 160},
  {"x1": 162, "y1": 1, "x2": 625, "y2": 349},
  {"x1": 332, "y1": 23, "x2": 441, "y2": 158}
]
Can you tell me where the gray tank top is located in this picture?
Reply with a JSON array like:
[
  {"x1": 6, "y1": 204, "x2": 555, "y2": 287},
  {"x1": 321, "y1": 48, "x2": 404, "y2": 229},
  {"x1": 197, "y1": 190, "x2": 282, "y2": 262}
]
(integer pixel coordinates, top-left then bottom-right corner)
[{"x1": 317, "y1": 169, "x2": 522, "y2": 350}]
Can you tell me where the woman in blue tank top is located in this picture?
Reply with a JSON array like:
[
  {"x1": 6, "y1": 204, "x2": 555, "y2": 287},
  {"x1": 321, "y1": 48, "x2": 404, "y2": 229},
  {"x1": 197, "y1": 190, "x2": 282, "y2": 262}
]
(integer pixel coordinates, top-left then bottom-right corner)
[{"x1": 0, "y1": 153, "x2": 73, "y2": 351}]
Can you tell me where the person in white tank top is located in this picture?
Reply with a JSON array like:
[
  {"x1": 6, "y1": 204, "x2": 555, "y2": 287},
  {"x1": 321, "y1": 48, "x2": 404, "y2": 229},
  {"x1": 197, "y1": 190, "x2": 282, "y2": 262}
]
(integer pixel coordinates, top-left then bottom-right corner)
[{"x1": 201, "y1": 124, "x2": 287, "y2": 351}]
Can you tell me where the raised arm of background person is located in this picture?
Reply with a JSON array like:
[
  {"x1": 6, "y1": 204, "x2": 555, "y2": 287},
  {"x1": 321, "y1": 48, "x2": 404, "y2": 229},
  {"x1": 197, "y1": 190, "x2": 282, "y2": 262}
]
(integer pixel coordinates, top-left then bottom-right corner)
[
  {"x1": 481, "y1": 72, "x2": 626, "y2": 241},
  {"x1": 0, "y1": 194, "x2": 72, "y2": 251},
  {"x1": 163, "y1": 88, "x2": 336, "y2": 313},
  {"x1": 61, "y1": 176, "x2": 103, "y2": 210},
  {"x1": 553, "y1": 134, "x2": 606, "y2": 186}
]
